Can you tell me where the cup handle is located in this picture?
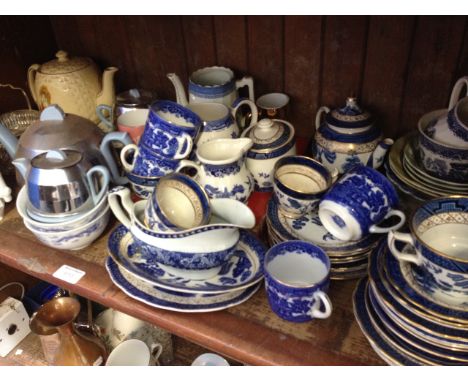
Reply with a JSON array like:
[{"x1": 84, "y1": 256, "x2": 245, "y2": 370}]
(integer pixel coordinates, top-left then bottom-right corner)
[
  {"x1": 315, "y1": 106, "x2": 330, "y2": 129},
  {"x1": 172, "y1": 135, "x2": 193, "y2": 160},
  {"x1": 100, "y1": 131, "x2": 133, "y2": 185},
  {"x1": 308, "y1": 290, "x2": 332, "y2": 319},
  {"x1": 368, "y1": 209, "x2": 406, "y2": 234},
  {"x1": 107, "y1": 186, "x2": 135, "y2": 228},
  {"x1": 235, "y1": 76, "x2": 255, "y2": 102},
  {"x1": 448, "y1": 76, "x2": 468, "y2": 110},
  {"x1": 120, "y1": 144, "x2": 139, "y2": 172},
  {"x1": 232, "y1": 99, "x2": 259, "y2": 134},
  {"x1": 86, "y1": 165, "x2": 110, "y2": 205},
  {"x1": 96, "y1": 104, "x2": 115, "y2": 132},
  {"x1": 387, "y1": 230, "x2": 423, "y2": 265},
  {"x1": 176, "y1": 159, "x2": 201, "y2": 177},
  {"x1": 150, "y1": 343, "x2": 163, "y2": 365}
]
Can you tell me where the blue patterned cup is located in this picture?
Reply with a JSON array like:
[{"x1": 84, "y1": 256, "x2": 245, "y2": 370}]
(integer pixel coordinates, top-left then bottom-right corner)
[
  {"x1": 388, "y1": 196, "x2": 468, "y2": 300},
  {"x1": 264, "y1": 241, "x2": 333, "y2": 322},
  {"x1": 318, "y1": 165, "x2": 405, "y2": 241},
  {"x1": 140, "y1": 100, "x2": 202, "y2": 160},
  {"x1": 120, "y1": 143, "x2": 181, "y2": 178},
  {"x1": 273, "y1": 156, "x2": 337, "y2": 218}
]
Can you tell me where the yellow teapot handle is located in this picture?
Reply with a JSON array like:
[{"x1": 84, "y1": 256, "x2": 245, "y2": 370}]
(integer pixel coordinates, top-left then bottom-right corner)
[{"x1": 27, "y1": 64, "x2": 40, "y2": 106}]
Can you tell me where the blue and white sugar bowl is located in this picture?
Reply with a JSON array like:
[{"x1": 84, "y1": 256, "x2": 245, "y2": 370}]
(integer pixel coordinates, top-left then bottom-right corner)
[
  {"x1": 241, "y1": 118, "x2": 296, "y2": 192},
  {"x1": 312, "y1": 97, "x2": 393, "y2": 174}
]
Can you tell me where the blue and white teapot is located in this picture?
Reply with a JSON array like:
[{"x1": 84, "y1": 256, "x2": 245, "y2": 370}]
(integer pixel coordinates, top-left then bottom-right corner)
[{"x1": 311, "y1": 97, "x2": 393, "y2": 174}]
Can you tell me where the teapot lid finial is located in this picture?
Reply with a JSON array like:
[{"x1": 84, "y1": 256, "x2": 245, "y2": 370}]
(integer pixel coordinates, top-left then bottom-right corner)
[{"x1": 55, "y1": 50, "x2": 69, "y2": 62}]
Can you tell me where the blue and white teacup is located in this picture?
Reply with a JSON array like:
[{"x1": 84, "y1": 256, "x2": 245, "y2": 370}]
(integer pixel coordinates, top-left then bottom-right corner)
[
  {"x1": 126, "y1": 171, "x2": 160, "y2": 199},
  {"x1": 264, "y1": 241, "x2": 333, "y2": 322},
  {"x1": 120, "y1": 143, "x2": 180, "y2": 178},
  {"x1": 388, "y1": 196, "x2": 468, "y2": 300},
  {"x1": 318, "y1": 165, "x2": 405, "y2": 241},
  {"x1": 140, "y1": 100, "x2": 202, "y2": 160},
  {"x1": 144, "y1": 173, "x2": 211, "y2": 232},
  {"x1": 273, "y1": 156, "x2": 337, "y2": 218}
]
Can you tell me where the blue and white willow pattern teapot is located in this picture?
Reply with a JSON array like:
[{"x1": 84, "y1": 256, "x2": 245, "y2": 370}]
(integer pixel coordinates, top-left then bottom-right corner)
[{"x1": 312, "y1": 97, "x2": 393, "y2": 174}]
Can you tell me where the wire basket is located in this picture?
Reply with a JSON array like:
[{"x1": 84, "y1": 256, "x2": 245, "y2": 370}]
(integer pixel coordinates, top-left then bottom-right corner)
[{"x1": 0, "y1": 84, "x2": 39, "y2": 177}]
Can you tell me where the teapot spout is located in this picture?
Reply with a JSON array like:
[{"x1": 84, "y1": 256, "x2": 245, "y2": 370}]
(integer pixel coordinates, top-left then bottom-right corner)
[
  {"x1": 0, "y1": 122, "x2": 19, "y2": 159},
  {"x1": 12, "y1": 157, "x2": 29, "y2": 182},
  {"x1": 96, "y1": 66, "x2": 118, "y2": 107},
  {"x1": 167, "y1": 73, "x2": 188, "y2": 106},
  {"x1": 367, "y1": 138, "x2": 394, "y2": 169}
]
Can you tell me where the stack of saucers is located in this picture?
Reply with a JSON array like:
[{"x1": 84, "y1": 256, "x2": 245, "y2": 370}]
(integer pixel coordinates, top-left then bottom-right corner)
[
  {"x1": 106, "y1": 177, "x2": 265, "y2": 313},
  {"x1": 265, "y1": 198, "x2": 382, "y2": 280},
  {"x1": 353, "y1": 241, "x2": 468, "y2": 365},
  {"x1": 386, "y1": 133, "x2": 468, "y2": 206}
]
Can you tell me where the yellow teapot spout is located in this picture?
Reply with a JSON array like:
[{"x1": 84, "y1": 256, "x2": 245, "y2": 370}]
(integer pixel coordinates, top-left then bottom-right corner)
[{"x1": 96, "y1": 66, "x2": 118, "y2": 108}]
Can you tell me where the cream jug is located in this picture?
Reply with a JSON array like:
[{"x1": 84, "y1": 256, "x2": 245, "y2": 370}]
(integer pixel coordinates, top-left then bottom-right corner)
[{"x1": 176, "y1": 138, "x2": 254, "y2": 202}]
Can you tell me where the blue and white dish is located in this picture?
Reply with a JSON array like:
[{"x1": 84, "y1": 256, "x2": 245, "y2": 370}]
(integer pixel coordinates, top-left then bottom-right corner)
[
  {"x1": 126, "y1": 171, "x2": 159, "y2": 199},
  {"x1": 352, "y1": 278, "x2": 420, "y2": 365},
  {"x1": 142, "y1": 100, "x2": 201, "y2": 160},
  {"x1": 267, "y1": 197, "x2": 380, "y2": 253},
  {"x1": 366, "y1": 282, "x2": 468, "y2": 365},
  {"x1": 388, "y1": 196, "x2": 468, "y2": 301},
  {"x1": 106, "y1": 257, "x2": 260, "y2": 313},
  {"x1": 107, "y1": 224, "x2": 265, "y2": 294},
  {"x1": 272, "y1": 156, "x2": 334, "y2": 218},
  {"x1": 319, "y1": 165, "x2": 405, "y2": 241},
  {"x1": 24, "y1": 204, "x2": 110, "y2": 251},
  {"x1": 264, "y1": 241, "x2": 332, "y2": 322}
]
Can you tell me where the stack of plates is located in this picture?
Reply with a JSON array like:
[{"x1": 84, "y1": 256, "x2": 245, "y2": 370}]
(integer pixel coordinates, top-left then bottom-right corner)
[
  {"x1": 386, "y1": 133, "x2": 468, "y2": 203},
  {"x1": 353, "y1": 240, "x2": 468, "y2": 365},
  {"x1": 105, "y1": 225, "x2": 266, "y2": 312},
  {"x1": 265, "y1": 198, "x2": 382, "y2": 280}
]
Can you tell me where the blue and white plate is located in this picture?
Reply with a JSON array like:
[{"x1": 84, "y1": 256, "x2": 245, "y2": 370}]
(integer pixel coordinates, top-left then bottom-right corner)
[
  {"x1": 386, "y1": 244, "x2": 468, "y2": 319},
  {"x1": 106, "y1": 257, "x2": 260, "y2": 312},
  {"x1": 266, "y1": 198, "x2": 380, "y2": 252},
  {"x1": 353, "y1": 278, "x2": 420, "y2": 365},
  {"x1": 368, "y1": 241, "x2": 468, "y2": 343},
  {"x1": 108, "y1": 224, "x2": 265, "y2": 294}
]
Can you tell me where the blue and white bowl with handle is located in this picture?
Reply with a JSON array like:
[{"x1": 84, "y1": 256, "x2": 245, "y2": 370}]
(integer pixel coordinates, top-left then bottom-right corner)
[
  {"x1": 318, "y1": 165, "x2": 405, "y2": 241},
  {"x1": 388, "y1": 196, "x2": 468, "y2": 301}
]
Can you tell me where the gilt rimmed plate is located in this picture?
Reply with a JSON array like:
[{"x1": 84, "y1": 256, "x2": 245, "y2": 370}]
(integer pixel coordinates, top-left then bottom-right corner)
[
  {"x1": 266, "y1": 198, "x2": 380, "y2": 252},
  {"x1": 106, "y1": 257, "x2": 260, "y2": 312},
  {"x1": 385, "y1": 244, "x2": 468, "y2": 318},
  {"x1": 353, "y1": 278, "x2": 420, "y2": 365},
  {"x1": 108, "y1": 224, "x2": 265, "y2": 294},
  {"x1": 367, "y1": 283, "x2": 468, "y2": 364}
]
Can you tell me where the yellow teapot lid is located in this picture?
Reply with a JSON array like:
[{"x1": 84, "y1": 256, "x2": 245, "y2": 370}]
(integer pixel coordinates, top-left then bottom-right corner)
[{"x1": 39, "y1": 51, "x2": 93, "y2": 75}]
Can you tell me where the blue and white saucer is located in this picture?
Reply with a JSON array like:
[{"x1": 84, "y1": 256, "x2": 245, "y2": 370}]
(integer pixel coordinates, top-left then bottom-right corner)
[
  {"x1": 106, "y1": 257, "x2": 260, "y2": 312},
  {"x1": 353, "y1": 278, "x2": 419, "y2": 365},
  {"x1": 385, "y1": 244, "x2": 468, "y2": 319},
  {"x1": 108, "y1": 224, "x2": 265, "y2": 294},
  {"x1": 266, "y1": 198, "x2": 380, "y2": 253}
]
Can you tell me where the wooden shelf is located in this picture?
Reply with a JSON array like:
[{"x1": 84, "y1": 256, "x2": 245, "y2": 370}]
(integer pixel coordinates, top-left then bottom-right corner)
[{"x1": 0, "y1": 200, "x2": 384, "y2": 366}]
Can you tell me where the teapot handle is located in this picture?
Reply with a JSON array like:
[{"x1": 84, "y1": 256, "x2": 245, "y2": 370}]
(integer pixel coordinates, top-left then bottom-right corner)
[
  {"x1": 96, "y1": 105, "x2": 114, "y2": 132},
  {"x1": 315, "y1": 106, "x2": 330, "y2": 129},
  {"x1": 448, "y1": 76, "x2": 468, "y2": 110},
  {"x1": 232, "y1": 99, "x2": 259, "y2": 134},
  {"x1": 235, "y1": 76, "x2": 255, "y2": 102},
  {"x1": 27, "y1": 64, "x2": 40, "y2": 106},
  {"x1": 86, "y1": 165, "x2": 110, "y2": 206},
  {"x1": 100, "y1": 132, "x2": 133, "y2": 185}
]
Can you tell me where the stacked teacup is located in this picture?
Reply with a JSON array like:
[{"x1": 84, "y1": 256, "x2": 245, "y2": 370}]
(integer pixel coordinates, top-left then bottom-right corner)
[
  {"x1": 120, "y1": 100, "x2": 202, "y2": 199},
  {"x1": 266, "y1": 159, "x2": 406, "y2": 280},
  {"x1": 16, "y1": 149, "x2": 111, "y2": 250}
]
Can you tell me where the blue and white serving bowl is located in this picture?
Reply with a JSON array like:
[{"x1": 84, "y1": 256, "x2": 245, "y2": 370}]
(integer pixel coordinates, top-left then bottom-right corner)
[{"x1": 23, "y1": 203, "x2": 110, "y2": 250}]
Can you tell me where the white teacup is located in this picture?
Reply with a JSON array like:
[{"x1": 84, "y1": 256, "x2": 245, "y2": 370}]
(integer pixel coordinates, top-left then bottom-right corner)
[{"x1": 105, "y1": 339, "x2": 162, "y2": 366}]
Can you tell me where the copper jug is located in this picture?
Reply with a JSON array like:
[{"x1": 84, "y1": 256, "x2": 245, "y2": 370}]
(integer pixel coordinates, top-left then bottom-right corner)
[{"x1": 33, "y1": 297, "x2": 107, "y2": 366}]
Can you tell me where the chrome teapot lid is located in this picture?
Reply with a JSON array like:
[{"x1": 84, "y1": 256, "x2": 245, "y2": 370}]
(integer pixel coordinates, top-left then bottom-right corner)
[
  {"x1": 243, "y1": 118, "x2": 295, "y2": 153},
  {"x1": 38, "y1": 51, "x2": 94, "y2": 75},
  {"x1": 116, "y1": 88, "x2": 157, "y2": 108},
  {"x1": 31, "y1": 149, "x2": 82, "y2": 170},
  {"x1": 325, "y1": 97, "x2": 374, "y2": 129}
]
